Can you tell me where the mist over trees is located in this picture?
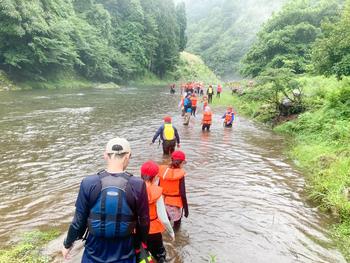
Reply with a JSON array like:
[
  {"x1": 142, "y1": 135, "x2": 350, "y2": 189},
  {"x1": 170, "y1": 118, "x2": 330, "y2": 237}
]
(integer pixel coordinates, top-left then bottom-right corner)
[
  {"x1": 0, "y1": 0, "x2": 187, "y2": 82},
  {"x1": 241, "y1": 0, "x2": 344, "y2": 78},
  {"x1": 183, "y1": 0, "x2": 287, "y2": 79}
]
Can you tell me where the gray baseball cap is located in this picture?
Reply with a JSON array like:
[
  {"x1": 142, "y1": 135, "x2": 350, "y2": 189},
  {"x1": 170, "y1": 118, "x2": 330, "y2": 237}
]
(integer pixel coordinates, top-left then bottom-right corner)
[{"x1": 105, "y1": 138, "x2": 131, "y2": 154}]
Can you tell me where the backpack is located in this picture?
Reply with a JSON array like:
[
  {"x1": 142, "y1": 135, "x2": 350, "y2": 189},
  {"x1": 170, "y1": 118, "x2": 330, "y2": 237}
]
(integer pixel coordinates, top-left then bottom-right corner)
[
  {"x1": 163, "y1": 123, "x2": 175, "y2": 141},
  {"x1": 87, "y1": 171, "x2": 136, "y2": 239},
  {"x1": 184, "y1": 98, "x2": 192, "y2": 108}
]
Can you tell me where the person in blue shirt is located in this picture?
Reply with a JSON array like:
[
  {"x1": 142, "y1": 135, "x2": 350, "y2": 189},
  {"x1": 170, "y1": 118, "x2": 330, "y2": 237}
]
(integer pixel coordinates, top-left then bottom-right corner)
[
  {"x1": 62, "y1": 138, "x2": 149, "y2": 263},
  {"x1": 151, "y1": 116, "x2": 180, "y2": 155},
  {"x1": 183, "y1": 94, "x2": 192, "y2": 125}
]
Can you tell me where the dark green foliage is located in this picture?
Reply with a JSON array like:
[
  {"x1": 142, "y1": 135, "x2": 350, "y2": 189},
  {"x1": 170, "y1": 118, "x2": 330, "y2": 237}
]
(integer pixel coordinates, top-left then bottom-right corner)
[
  {"x1": 313, "y1": 0, "x2": 350, "y2": 79},
  {"x1": 241, "y1": 0, "x2": 343, "y2": 77},
  {"x1": 176, "y1": 2, "x2": 187, "y2": 52},
  {"x1": 0, "y1": 0, "x2": 186, "y2": 82}
]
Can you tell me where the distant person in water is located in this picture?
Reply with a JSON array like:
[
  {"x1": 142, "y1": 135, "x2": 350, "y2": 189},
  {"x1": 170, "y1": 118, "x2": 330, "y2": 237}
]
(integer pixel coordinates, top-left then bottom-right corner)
[
  {"x1": 207, "y1": 85, "x2": 214, "y2": 103},
  {"x1": 170, "y1": 84, "x2": 176, "y2": 94},
  {"x1": 216, "y1": 84, "x2": 222, "y2": 98},
  {"x1": 201, "y1": 95, "x2": 209, "y2": 111},
  {"x1": 183, "y1": 94, "x2": 192, "y2": 125},
  {"x1": 222, "y1": 107, "x2": 235, "y2": 127},
  {"x1": 158, "y1": 151, "x2": 189, "y2": 231},
  {"x1": 202, "y1": 106, "x2": 212, "y2": 131},
  {"x1": 140, "y1": 161, "x2": 175, "y2": 263},
  {"x1": 151, "y1": 116, "x2": 180, "y2": 155},
  {"x1": 190, "y1": 93, "x2": 198, "y2": 117}
]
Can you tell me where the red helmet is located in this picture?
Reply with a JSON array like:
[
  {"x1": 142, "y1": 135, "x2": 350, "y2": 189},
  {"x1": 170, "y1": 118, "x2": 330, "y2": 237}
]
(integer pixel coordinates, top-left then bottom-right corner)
[
  {"x1": 140, "y1": 161, "x2": 159, "y2": 177},
  {"x1": 163, "y1": 116, "x2": 172, "y2": 123},
  {"x1": 171, "y1": 150, "x2": 186, "y2": 161}
]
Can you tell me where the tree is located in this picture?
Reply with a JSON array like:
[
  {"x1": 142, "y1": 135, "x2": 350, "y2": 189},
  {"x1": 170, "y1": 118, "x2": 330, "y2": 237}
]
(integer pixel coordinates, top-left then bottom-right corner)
[
  {"x1": 240, "y1": 0, "x2": 342, "y2": 78},
  {"x1": 312, "y1": 0, "x2": 350, "y2": 79}
]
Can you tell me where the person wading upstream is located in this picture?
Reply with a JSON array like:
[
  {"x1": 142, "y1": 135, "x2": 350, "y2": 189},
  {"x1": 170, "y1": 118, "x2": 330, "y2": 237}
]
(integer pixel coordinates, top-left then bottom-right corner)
[
  {"x1": 62, "y1": 138, "x2": 149, "y2": 263},
  {"x1": 151, "y1": 116, "x2": 180, "y2": 155},
  {"x1": 158, "y1": 151, "x2": 189, "y2": 231},
  {"x1": 140, "y1": 161, "x2": 175, "y2": 263}
]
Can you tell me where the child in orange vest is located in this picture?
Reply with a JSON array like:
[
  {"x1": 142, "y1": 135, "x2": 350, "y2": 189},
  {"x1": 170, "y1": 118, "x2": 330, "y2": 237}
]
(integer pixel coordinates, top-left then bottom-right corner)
[
  {"x1": 202, "y1": 106, "x2": 212, "y2": 131},
  {"x1": 158, "y1": 151, "x2": 189, "y2": 230},
  {"x1": 201, "y1": 95, "x2": 209, "y2": 111},
  {"x1": 141, "y1": 161, "x2": 175, "y2": 263},
  {"x1": 222, "y1": 106, "x2": 235, "y2": 127}
]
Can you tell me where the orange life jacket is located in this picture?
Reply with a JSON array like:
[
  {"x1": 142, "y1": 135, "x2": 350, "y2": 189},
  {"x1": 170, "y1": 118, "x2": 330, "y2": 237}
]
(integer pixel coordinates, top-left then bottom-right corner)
[
  {"x1": 202, "y1": 111, "x2": 212, "y2": 124},
  {"x1": 147, "y1": 185, "x2": 166, "y2": 234},
  {"x1": 158, "y1": 165, "x2": 185, "y2": 208},
  {"x1": 225, "y1": 112, "x2": 233, "y2": 123},
  {"x1": 190, "y1": 96, "x2": 198, "y2": 106}
]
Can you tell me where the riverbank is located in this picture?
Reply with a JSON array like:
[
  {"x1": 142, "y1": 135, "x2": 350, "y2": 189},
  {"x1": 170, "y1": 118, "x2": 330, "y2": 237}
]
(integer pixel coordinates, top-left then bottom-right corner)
[
  {"x1": 0, "y1": 70, "x2": 95, "y2": 91},
  {"x1": 0, "y1": 230, "x2": 60, "y2": 263},
  {"x1": 215, "y1": 76, "x2": 350, "y2": 261},
  {"x1": 126, "y1": 52, "x2": 219, "y2": 87},
  {"x1": 1, "y1": 52, "x2": 219, "y2": 91}
]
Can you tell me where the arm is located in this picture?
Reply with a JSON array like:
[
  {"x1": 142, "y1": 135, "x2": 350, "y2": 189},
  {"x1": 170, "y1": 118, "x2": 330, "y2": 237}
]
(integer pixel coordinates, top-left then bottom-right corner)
[
  {"x1": 179, "y1": 178, "x2": 189, "y2": 218},
  {"x1": 63, "y1": 211, "x2": 87, "y2": 248},
  {"x1": 152, "y1": 126, "x2": 163, "y2": 143},
  {"x1": 135, "y1": 181, "x2": 150, "y2": 245},
  {"x1": 228, "y1": 114, "x2": 234, "y2": 124},
  {"x1": 222, "y1": 113, "x2": 226, "y2": 119},
  {"x1": 174, "y1": 127, "x2": 180, "y2": 145},
  {"x1": 156, "y1": 196, "x2": 175, "y2": 239},
  {"x1": 62, "y1": 179, "x2": 91, "y2": 258}
]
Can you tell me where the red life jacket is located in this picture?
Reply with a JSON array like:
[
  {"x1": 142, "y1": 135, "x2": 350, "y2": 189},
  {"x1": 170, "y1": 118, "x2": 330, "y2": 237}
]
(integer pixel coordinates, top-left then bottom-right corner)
[
  {"x1": 147, "y1": 185, "x2": 165, "y2": 234},
  {"x1": 158, "y1": 165, "x2": 185, "y2": 208},
  {"x1": 190, "y1": 96, "x2": 198, "y2": 106},
  {"x1": 225, "y1": 112, "x2": 233, "y2": 123},
  {"x1": 202, "y1": 111, "x2": 212, "y2": 124}
]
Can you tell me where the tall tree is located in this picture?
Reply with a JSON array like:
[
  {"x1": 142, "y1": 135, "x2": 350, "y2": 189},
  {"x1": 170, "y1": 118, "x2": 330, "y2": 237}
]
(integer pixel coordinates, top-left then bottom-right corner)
[
  {"x1": 240, "y1": 0, "x2": 342, "y2": 77},
  {"x1": 312, "y1": 0, "x2": 350, "y2": 79}
]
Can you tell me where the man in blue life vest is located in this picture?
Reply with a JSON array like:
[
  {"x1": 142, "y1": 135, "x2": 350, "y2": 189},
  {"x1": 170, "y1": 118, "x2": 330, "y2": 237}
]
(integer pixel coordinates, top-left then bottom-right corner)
[
  {"x1": 62, "y1": 138, "x2": 149, "y2": 263},
  {"x1": 151, "y1": 116, "x2": 180, "y2": 155}
]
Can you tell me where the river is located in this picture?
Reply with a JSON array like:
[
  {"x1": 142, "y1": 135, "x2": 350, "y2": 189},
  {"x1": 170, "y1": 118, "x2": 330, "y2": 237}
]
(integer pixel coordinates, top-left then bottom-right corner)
[{"x1": 0, "y1": 86, "x2": 345, "y2": 262}]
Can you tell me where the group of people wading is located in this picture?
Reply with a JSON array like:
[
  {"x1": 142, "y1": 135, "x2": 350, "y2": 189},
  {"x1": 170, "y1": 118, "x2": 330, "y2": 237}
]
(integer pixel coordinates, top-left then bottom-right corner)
[
  {"x1": 62, "y1": 83, "x2": 234, "y2": 263},
  {"x1": 175, "y1": 82, "x2": 234, "y2": 129}
]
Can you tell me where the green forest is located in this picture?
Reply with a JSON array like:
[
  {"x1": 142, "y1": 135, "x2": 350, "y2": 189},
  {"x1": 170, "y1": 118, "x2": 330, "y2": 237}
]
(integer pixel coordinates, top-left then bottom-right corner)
[
  {"x1": 0, "y1": 0, "x2": 186, "y2": 85},
  {"x1": 184, "y1": 0, "x2": 287, "y2": 78}
]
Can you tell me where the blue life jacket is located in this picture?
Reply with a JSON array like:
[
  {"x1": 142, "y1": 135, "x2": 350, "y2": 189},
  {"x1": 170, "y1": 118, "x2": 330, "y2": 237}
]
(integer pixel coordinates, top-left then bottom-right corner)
[{"x1": 87, "y1": 171, "x2": 136, "y2": 239}]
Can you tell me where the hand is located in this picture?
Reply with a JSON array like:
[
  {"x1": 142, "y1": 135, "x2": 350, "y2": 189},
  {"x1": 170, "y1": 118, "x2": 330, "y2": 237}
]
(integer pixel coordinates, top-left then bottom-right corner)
[
  {"x1": 177, "y1": 144, "x2": 180, "y2": 148},
  {"x1": 149, "y1": 142, "x2": 154, "y2": 146},
  {"x1": 184, "y1": 210, "x2": 189, "y2": 218},
  {"x1": 170, "y1": 232, "x2": 176, "y2": 242},
  {"x1": 62, "y1": 246, "x2": 72, "y2": 260}
]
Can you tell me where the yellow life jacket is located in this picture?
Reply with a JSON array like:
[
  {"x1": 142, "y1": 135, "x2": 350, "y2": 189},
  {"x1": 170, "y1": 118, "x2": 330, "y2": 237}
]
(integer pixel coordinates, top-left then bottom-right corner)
[
  {"x1": 163, "y1": 123, "x2": 175, "y2": 141},
  {"x1": 208, "y1": 87, "x2": 213, "y2": 94}
]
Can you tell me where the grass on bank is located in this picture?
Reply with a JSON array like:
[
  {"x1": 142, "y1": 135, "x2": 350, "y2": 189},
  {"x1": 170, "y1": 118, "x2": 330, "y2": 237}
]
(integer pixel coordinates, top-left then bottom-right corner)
[
  {"x1": 1, "y1": 52, "x2": 220, "y2": 91},
  {"x1": 216, "y1": 76, "x2": 350, "y2": 262},
  {"x1": 0, "y1": 230, "x2": 60, "y2": 263}
]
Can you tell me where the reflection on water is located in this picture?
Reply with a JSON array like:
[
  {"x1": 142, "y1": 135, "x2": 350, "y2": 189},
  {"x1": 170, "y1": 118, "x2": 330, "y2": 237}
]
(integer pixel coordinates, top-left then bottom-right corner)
[{"x1": 0, "y1": 87, "x2": 345, "y2": 262}]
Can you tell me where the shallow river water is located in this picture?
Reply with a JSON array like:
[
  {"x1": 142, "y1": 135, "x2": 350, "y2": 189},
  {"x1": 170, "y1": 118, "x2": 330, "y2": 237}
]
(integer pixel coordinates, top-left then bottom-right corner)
[{"x1": 0, "y1": 86, "x2": 346, "y2": 262}]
